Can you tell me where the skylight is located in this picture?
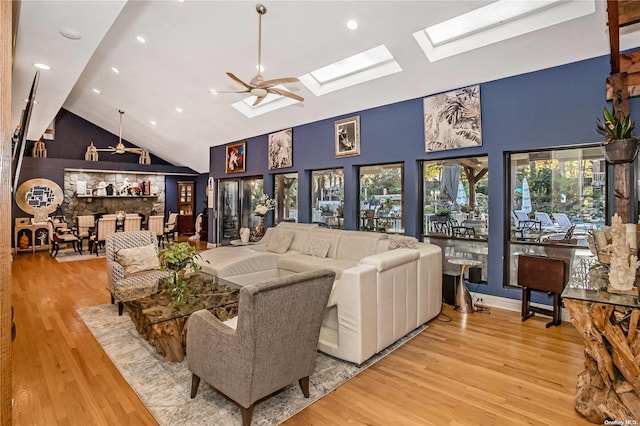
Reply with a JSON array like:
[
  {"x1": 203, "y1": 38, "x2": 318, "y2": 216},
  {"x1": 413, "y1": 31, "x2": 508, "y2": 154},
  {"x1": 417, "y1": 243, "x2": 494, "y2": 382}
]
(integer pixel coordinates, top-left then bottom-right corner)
[
  {"x1": 299, "y1": 45, "x2": 402, "y2": 96},
  {"x1": 413, "y1": 0, "x2": 595, "y2": 62},
  {"x1": 231, "y1": 85, "x2": 300, "y2": 118}
]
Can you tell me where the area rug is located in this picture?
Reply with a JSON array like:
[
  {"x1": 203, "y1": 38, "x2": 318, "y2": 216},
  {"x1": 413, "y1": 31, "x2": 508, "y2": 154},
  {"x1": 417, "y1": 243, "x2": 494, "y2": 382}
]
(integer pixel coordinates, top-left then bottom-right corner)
[
  {"x1": 55, "y1": 248, "x2": 104, "y2": 262},
  {"x1": 77, "y1": 304, "x2": 427, "y2": 426}
]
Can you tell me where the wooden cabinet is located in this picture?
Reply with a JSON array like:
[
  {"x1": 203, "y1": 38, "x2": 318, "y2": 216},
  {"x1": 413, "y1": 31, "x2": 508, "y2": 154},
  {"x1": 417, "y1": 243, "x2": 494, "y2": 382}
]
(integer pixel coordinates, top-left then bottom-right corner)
[
  {"x1": 14, "y1": 219, "x2": 50, "y2": 253},
  {"x1": 177, "y1": 181, "x2": 194, "y2": 216},
  {"x1": 176, "y1": 214, "x2": 195, "y2": 236}
]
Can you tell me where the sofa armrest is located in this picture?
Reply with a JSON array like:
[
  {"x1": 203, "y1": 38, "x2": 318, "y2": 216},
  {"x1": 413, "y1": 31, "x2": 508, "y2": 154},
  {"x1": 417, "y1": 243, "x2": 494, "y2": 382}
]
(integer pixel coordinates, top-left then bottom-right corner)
[
  {"x1": 318, "y1": 263, "x2": 378, "y2": 365},
  {"x1": 359, "y1": 249, "x2": 419, "y2": 272}
]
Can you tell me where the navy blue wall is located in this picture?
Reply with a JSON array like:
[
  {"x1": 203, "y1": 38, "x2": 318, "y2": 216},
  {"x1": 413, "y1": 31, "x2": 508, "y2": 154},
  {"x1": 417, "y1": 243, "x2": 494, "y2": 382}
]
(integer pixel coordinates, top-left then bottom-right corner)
[{"x1": 209, "y1": 54, "x2": 640, "y2": 301}]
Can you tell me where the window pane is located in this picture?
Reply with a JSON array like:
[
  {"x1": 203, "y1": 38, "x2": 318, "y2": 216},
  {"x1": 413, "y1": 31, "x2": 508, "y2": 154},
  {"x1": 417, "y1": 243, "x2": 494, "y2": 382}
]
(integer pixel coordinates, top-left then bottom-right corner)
[
  {"x1": 311, "y1": 168, "x2": 344, "y2": 228},
  {"x1": 422, "y1": 156, "x2": 489, "y2": 239},
  {"x1": 274, "y1": 172, "x2": 298, "y2": 223},
  {"x1": 506, "y1": 146, "x2": 604, "y2": 288},
  {"x1": 359, "y1": 163, "x2": 403, "y2": 233}
]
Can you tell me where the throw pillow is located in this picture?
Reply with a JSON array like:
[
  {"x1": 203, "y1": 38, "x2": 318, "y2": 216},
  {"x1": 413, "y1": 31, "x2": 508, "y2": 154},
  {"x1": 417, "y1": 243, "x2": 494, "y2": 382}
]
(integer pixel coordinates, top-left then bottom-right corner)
[
  {"x1": 302, "y1": 238, "x2": 331, "y2": 258},
  {"x1": 266, "y1": 231, "x2": 294, "y2": 254},
  {"x1": 388, "y1": 236, "x2": 419, "y2": 250},
  {"x1": 116, "y1": 243, "x2": 161, "y2": 275}
]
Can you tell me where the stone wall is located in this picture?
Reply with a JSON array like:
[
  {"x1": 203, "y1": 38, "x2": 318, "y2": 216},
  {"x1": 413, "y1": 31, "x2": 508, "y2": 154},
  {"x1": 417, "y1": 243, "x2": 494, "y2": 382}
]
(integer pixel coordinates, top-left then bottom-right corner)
[{"x1": 63, "y1": 171, "x2": 166, "y2": 223}]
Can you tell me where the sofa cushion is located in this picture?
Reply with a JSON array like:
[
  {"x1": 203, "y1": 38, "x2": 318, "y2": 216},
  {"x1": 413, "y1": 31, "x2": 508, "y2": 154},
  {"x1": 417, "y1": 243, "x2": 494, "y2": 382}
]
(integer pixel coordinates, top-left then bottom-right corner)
[
  {"x1": 116, "y1": 243, "x2": 160, "y2": 276},
  {"x1": 196, "y1": 246, "x2": 280, "y2": 277},
  {"x1": 267, "y1": 231, "x2": 294, "y2": 254},
  {"x1": 306, "y1": 228, "x2": 342, "y2": 258},
  {"x1": 335, "y1": 231, "x2": 388, "y2": 261},
  {"x1": 388, "y1": 235, "x2": 419, "y2": 249},
  {"x1": 272, "y1": 222, "x2": 318, "y2": 252},
  {"x1": 277, "y1": 255, "x2": 357, "y2": 279},
  {"x1": 302, "y1": 237, "x2": 331, "y2": 258}
]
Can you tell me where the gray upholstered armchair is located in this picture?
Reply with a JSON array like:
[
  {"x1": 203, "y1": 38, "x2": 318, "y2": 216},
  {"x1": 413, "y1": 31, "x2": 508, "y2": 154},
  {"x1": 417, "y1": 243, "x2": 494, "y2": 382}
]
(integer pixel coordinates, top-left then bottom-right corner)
[
  {"x1": 186, "y1": 269, "x2": 335, "y2": 426},
  {"x1": 105, "y1": 230, "x2": 169, "y2": 315}
]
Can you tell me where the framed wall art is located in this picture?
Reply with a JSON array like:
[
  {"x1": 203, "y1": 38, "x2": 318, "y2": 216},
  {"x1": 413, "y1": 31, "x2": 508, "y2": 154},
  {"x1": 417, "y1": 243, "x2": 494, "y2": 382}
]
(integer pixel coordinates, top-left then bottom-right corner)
[
  {"x1": 424, "y1": 84, "x2": 481, "y2": 152},
  {"x1": 335, "y1": 116, "x2": 360, "y2": 158},
  {"x1": 225, "y1": 142, "x2": 246, "y2": 173},
  {"x1": 268, "y1": 128, "x2": 293, "y2": 170}
]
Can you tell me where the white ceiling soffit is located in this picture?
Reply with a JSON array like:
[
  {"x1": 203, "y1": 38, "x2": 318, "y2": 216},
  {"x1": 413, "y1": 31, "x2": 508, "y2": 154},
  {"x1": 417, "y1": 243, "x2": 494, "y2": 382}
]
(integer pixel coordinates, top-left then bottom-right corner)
[
  {"x1": 413, "y1": 0, "x2": 596, "y2": 62},
  {"x1": 12, "y1": 0, "x2": 127, "y2": 142}
]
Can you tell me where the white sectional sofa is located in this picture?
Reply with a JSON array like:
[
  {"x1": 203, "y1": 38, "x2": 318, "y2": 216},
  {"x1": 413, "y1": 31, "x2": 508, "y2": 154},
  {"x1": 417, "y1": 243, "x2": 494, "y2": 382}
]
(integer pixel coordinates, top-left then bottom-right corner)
[{"x1": 196, "y1": 222, "x2": 442, "y2": 365}]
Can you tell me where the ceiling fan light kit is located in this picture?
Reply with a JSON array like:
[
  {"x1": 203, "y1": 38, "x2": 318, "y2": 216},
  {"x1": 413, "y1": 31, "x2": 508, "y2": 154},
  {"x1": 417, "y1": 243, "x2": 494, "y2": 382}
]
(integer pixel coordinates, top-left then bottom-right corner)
[{"x1": 223, "y1": 3, "x2": 304, "y2": 107}]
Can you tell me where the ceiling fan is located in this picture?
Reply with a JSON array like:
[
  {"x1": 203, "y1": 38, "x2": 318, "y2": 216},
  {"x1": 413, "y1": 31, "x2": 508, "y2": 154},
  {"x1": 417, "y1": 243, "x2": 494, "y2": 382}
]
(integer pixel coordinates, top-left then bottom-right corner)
[
  {"x1": 223, "y1": 4, "x2": 304, "y2": 107},
  {"x1": 95, "y1": 109, "x2": 146, "y2": 155}
]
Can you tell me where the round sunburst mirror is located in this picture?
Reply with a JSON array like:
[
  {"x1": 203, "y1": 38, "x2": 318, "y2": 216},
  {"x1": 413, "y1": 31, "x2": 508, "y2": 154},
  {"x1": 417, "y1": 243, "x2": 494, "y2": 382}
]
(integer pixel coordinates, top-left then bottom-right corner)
[{"x1": 15, "y1": 178, "x2": 64, "y2": 216}]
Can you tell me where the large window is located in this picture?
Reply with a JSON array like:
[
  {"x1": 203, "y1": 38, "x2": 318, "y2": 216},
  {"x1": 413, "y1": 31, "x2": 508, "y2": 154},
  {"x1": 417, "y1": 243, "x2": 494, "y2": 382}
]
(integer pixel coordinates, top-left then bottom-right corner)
[
  {"x1": 311, "y1": 168, "x2": 344, "y2": 228},
  {"x1": 274, "y1": 172, "x2": 298, "y2": 223},
  {"x1": 358, "y1": 163, "x2": 403, "y2": 233},
  {"x1": 506, "y1": 146, "x2": 606, "y2": 287},
  {"x1": 422, "y1": 156, "x2": 489, "y2": 284},
  {"x1": 422, "y1": 156, "x2": 489, "y2": 238}
]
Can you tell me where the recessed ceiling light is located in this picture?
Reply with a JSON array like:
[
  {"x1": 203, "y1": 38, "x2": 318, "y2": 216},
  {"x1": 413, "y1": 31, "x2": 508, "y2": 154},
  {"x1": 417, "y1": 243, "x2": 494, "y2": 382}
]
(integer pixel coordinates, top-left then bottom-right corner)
[
  {"x1": 209, "y1": 89, "x2": 218, "y2": 95},
  {"x1": 136, "y1": 35, "x2": 146, "y2": 44},
  {"x1": 111, "y1": 67, "x2": 120, "y2": 74},
  {"x1": 175, "y1": 107, "x2": 183, "y2": 113},
  {"x1": 34, "y1": 63, "x2": 51, "y2": 70},
  {"x1": 92, "y1": 88, "x2": 101, "y2": 94},
  {"x1": 150, "y1": 120, "x2": 157, "y2": 126},
  {"x1": 177, "y1": 0, "x2": 184, "y2": 2},
  {"x1": 59, "y1": 27, "x2": 82, "y2": 40},
  {"x1": 346, "y1": 20, "x2": 358, "y2": 30}
]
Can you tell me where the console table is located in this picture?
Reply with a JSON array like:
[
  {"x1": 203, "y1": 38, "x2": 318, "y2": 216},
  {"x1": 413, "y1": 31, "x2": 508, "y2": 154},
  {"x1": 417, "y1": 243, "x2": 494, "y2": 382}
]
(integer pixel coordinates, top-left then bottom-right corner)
[{"x1": 562, "y1": 286, "x2": 640, "y2": 423}]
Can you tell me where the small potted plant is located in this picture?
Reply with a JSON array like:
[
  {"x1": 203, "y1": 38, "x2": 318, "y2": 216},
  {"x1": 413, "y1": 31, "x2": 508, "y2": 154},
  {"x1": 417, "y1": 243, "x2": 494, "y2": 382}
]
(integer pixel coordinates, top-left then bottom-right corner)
[
  {"x1": 158, "y1": 241, "x2": 203, "y2": 308},
  {"x1": 597, "y1": 106, "x2": 638, "y2": 163}
]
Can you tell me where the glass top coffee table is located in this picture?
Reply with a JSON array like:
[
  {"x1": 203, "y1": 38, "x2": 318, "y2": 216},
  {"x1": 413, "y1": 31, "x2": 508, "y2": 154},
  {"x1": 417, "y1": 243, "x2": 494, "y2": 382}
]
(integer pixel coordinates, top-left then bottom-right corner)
[{"x1": 124, "y1": 272, "x2": 242, "y2": 362}]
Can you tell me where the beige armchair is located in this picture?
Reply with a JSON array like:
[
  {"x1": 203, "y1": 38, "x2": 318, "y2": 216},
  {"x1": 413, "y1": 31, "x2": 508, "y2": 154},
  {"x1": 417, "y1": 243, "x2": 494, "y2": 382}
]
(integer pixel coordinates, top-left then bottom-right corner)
[
  {"x1": 105, "y1": 230, "x2": 169, "y2": 315},
  {"x1": 187, "y1": 269, "x2": 335, "y2": 426}
]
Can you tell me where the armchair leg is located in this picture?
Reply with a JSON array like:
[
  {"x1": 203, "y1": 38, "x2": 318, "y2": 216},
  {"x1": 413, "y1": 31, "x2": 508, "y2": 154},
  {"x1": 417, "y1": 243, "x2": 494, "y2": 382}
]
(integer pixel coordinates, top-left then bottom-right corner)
[
  {"x1": 240, "y1": 403, "x2": 255, "y2": 426},
  {"x1": 110, "y1": 294, "x2": 115, "y2": 305},
  {"x1": 118, "y1": 302, "x2": 124, "y2": 316},
  {"x1": 298, "y1": 376, "x2": 310, "y2": 398},
  {"x1": 190, "y1": 374, "x2": 200, "y2": 398}
]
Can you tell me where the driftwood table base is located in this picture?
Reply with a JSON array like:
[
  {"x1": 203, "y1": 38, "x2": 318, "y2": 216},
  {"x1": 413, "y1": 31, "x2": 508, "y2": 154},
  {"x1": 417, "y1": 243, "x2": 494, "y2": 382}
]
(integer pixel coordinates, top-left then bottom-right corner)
[
  {"x1": 564, "y1": 299, "x2": 640, "y2": 423},
  {"x1": 125, "y1": 275, "x2": 239, "y2": 362}
]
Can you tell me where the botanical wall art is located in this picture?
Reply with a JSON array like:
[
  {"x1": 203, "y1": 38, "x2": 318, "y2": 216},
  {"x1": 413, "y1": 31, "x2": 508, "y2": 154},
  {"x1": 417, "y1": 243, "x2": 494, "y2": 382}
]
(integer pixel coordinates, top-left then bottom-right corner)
[
  {"x1": 335, "y1": 116, "x2": 360, "y2": 158},
  {"x1": 424, "y1": 84, "x2": 481, "y2": 152},
  {"x1": 225, "y1": 142, "x2": 246, "y2": 173},
  {"x1": 268, "y1": 128, "x2": 293, "y2": 170}
]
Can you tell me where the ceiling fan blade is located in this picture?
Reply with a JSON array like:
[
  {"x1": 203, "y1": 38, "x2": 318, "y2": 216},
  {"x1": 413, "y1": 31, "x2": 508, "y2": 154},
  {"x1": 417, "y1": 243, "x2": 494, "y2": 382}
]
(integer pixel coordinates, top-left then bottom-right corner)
[
  {"x1": 252, "y1": 95, "x2": 267, "y2": 107},
  {"x1": 257, "y1": 77, "x2": 299, "y2": 88},
  {"x1": 269, "y1": 87, "x2": 304, "y2": 103},
  {"x1": 215, "y1": 89, "x2": 251, "y2": 94},
  {"x1": 226, "y1": 72, "x2": 253, "y2": 90}
]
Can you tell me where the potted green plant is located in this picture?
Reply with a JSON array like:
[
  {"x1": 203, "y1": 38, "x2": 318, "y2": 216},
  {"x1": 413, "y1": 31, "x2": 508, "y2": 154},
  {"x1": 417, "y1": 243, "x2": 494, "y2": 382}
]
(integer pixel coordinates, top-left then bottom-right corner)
[
  {"x1": 597, "y1": 106, "x2": 638, "y2": 163},
  {"x1": 158, "y1": 241, "x2": 203, "y2": 308}
]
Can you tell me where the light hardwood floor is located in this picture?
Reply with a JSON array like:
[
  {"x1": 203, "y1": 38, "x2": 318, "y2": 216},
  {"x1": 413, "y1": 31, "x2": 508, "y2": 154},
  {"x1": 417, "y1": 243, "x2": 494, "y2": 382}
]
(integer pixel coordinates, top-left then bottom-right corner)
[{"x1": 12, "y1": 251, "x2": 592, "y2": 425}]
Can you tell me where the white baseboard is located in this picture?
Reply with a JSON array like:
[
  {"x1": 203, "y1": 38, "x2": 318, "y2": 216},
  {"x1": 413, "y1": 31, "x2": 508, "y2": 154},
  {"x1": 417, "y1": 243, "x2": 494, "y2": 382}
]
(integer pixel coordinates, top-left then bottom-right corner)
[{"x1": 469, "y1": 292, "x2": 571, "y2": 322}]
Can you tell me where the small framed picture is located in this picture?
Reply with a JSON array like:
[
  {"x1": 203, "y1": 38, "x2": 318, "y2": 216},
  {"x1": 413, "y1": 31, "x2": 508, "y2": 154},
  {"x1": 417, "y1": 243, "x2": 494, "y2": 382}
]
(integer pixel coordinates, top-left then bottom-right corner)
[
  {"x1": 268, "y1": 128, "x2": 293, "y2": 170},
  {"x1": 335, "y1": 116, "x2": 360, "y2": 158},
  {"x1": 226, "y1": 141, "x2": 246, "y2": 173}
]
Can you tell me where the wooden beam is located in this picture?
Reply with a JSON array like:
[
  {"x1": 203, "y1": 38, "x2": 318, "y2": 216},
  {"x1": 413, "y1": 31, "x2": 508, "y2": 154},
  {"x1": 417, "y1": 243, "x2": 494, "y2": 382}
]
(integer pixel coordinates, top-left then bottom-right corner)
[
  {"x1": 0, "y1": 0, "x2": 13, "y2": 423},
  {"x1": 608, "y1": 0, "x2": 621, "y2": 74},
  {"x1": 619, "y1": 0, "x2": 640, "y2": 27}
]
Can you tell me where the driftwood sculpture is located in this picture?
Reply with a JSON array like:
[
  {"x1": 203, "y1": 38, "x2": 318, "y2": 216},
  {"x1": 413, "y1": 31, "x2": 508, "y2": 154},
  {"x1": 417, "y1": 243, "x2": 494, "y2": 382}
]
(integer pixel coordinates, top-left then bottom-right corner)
[{"x1": 606, "y1": 213, "x2": 640, "y2": 291}]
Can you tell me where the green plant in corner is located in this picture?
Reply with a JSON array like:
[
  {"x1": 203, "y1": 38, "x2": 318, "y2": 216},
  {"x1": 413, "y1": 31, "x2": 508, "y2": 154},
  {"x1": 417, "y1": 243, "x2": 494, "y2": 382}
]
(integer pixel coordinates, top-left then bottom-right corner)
[
  {"x1": 596, "y1": 105, "x2": 635, "y2": 143},
  {"x1": 159, "y1": 241, "x2": 203, "y2": 309}
]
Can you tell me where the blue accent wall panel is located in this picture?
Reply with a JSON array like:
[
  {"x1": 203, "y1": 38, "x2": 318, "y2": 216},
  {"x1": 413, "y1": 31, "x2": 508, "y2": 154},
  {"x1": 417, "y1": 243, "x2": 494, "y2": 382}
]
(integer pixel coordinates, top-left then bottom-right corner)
[{"x1": 209, "y1": 53, "x2": 640, "y2": 303}]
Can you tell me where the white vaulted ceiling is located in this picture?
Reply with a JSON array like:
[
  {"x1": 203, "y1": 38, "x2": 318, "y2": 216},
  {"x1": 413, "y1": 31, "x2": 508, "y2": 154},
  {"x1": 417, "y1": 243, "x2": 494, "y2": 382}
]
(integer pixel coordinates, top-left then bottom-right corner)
[{"x1": 12, "y1": 1, "x2": 640, "y2": 173}]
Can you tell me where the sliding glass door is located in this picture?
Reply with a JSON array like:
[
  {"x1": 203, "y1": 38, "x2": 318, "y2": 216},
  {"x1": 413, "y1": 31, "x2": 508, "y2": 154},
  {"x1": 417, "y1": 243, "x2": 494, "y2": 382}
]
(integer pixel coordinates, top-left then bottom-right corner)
[{"x1": 216, "y1": 176, "x2": 263, "y2": 245}]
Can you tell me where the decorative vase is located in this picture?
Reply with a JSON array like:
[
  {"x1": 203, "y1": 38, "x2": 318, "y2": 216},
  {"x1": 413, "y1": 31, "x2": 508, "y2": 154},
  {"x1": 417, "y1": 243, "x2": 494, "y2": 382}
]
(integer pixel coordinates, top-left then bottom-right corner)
[
  {"x1": 240, "y1": 227, "x2": 250, "y2": 243},
  {"x1": 603, "y1": 138, "x2": 639, "y2": 164}
]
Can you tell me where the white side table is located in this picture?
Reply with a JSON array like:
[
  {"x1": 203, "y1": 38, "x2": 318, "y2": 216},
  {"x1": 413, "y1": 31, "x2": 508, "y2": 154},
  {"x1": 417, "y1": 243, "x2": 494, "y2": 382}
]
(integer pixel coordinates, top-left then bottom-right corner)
[{"x1": 448, "y1": 258, "x2": 482, "y2": 313}]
